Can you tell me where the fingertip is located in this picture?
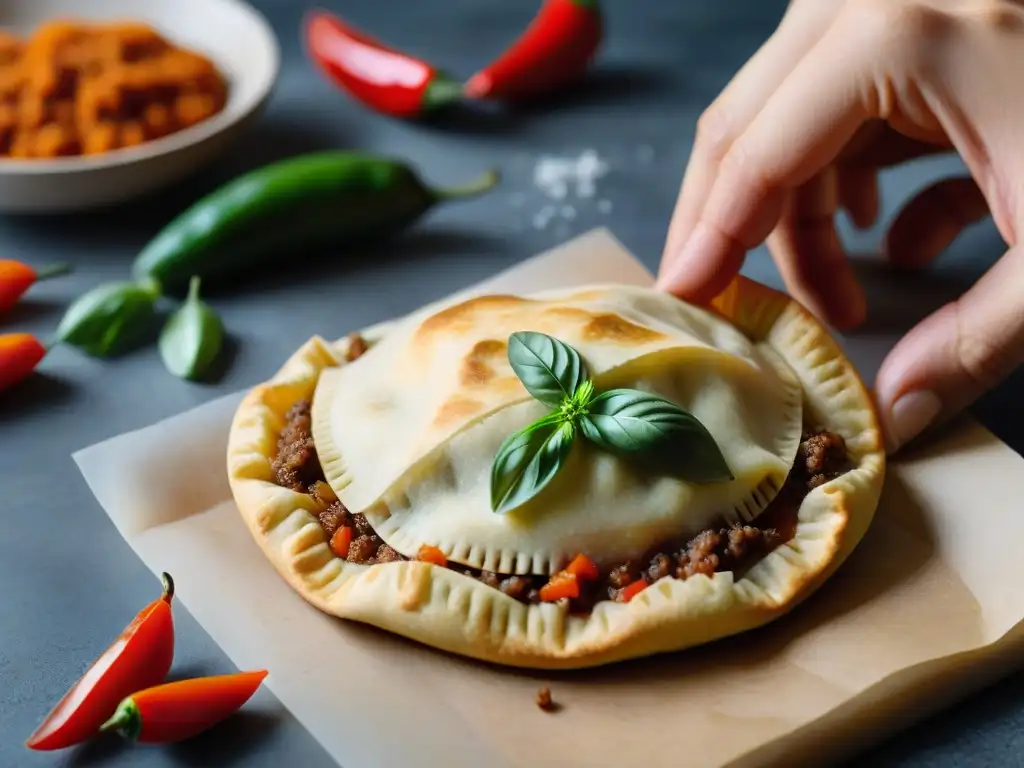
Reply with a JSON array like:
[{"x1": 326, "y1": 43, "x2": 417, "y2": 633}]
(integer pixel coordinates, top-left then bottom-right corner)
[{"x1": 655, "y1": 222, "x2": 746, "y2": 303}]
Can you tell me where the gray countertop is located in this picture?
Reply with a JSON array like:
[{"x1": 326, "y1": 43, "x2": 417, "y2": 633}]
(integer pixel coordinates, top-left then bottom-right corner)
[{"x1": 3, "y1": 1, "x2": 1023, "y2": 766}]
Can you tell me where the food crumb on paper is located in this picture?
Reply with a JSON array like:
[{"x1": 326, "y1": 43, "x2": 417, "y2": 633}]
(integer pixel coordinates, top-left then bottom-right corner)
[{"x1": 536, "y1": 686, "x2": 558, "y2": 712}]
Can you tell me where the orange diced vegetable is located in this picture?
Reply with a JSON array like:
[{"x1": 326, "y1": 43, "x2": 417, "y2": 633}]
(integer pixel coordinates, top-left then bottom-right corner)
[
  {"x1": 565, "y1": 553, "x2": 599, "y2": 582},
  {"x1": 309, "y1": 480, "x2": 337, "y2": 506},
  {"x1": 539, "y1": 573, "x2": 579, "y2": 602},
  {"x1": 329, "y1": 526, "x2": 352, "y2": 559},
  {"x1": 416, "y1": 544, "x2": 447, "y2": 567},
  {"x1": 619, "y1": 580, "x2": 647, "y2": 603}
]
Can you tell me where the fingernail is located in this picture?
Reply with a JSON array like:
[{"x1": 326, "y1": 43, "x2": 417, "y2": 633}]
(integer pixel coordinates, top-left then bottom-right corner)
[
  {"x1": 655, "y1": 222, "x2": 713, "y2": 292},
  {"x1": 886, "y1": 390, "x2": 941, "y2": 453}
]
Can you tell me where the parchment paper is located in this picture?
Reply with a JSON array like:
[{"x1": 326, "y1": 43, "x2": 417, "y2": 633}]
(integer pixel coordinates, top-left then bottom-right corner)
[{"x1": 74, "y1": 228, "x2": 1024, "y2": 767}]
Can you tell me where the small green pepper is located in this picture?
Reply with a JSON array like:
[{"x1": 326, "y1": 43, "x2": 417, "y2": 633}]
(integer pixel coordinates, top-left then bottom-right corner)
[
  {"x1": 131, "y1": 151, "x2": 500, "y2": 294},
  {"x1": 54, "y1": 280, "x2": 161, "y2": 358},
  {"x1": 158, "y1": 276, "x2": 224, "y2": 382}
]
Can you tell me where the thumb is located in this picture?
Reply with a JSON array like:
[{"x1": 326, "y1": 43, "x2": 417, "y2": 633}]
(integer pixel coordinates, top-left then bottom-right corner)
[{"x1": 875, "y1": 243, "x2": 1024, "y2": 454}]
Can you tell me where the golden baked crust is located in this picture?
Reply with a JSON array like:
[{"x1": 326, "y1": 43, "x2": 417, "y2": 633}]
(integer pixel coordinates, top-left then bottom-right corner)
[{"x1": 226, "y1": 278, "x2": 885, "y2": 669}]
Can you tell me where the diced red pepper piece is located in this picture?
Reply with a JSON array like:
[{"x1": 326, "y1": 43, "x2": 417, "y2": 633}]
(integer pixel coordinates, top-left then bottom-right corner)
[
  {"x1": 416, "y1": 544, "x2": 447, "y2": 567},
  {"x1": 539, "y1": 573, "x2": 579, "y2": 602},
  {"x1": 619, "y1": 580, "x2": 647, "y2": 603},
  {"x1": 565, "y1": 553, "x2": 599, "y2": 582},
  {"x1": 330, "y1": 526, "x2": 353, "y2": 559}
]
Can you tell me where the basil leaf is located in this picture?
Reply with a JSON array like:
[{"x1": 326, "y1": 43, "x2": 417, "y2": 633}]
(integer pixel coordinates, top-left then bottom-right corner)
[
  {"x1": 159, "y1": 277, "x2": 225, "y2": 381},
  {"x1": 55, "y1": 280, "x2": 160, "y2": 358},
  {"x1": 490, "y1": 414, "x2": 575, "y2": 514},
  {"x1": 580, "y1": 389, "x2": 733, "y2": 483},
  {"x1": 508, "y1": 331, "x2": 588, "y2": 407}
]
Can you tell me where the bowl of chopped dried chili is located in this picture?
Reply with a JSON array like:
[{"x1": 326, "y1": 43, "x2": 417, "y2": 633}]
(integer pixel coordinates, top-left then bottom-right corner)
[{"x1": 0, "y1": 0, "x2": 279, "y2": 213}]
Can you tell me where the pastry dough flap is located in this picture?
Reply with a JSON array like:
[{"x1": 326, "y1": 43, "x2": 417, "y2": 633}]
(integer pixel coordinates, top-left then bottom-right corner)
[{"x1": 312, "y1": 285, "x2": 803, "y2": 574}]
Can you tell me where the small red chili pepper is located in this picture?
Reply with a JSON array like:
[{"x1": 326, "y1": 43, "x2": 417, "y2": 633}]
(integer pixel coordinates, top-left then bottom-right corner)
[
  {"x1": 26, "y1": 573, "x2": 175, "y2": 751},
  {"x1": 0, "y1": 260, "x2": 71, "y2": 313},
  {"x1": 304, "y1": 9, "x2": 463, "y2": 119},
  {"x1": 101, "y1": 671, "x2": 269, "y2": 744},
  {"x1": 0, "y1": 333, "x2": 47, "y2": 394},
  {"x1": 464, "y1": 0, "x2": 603, "y2": 102}
]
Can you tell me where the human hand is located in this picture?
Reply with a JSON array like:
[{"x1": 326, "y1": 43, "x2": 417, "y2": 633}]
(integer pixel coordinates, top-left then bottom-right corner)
[{"x1": 656, "y1": 0, "x2": 1024, "y2": 453}]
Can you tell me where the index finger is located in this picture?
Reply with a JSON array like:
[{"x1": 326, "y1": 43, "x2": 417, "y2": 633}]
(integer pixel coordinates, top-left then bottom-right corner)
[{"x1": 656, "y1": 15, "x2": 876, "y2": 302}]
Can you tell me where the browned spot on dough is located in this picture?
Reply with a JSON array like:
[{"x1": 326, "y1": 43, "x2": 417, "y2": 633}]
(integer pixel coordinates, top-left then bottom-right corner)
[
  {"x1": 459, "y1": 339, "x2": 508, "y2": 387},
  {"x1": 583, "y1": 313, "x2": 662, "y2": 343},
  {"x1": 563, "y1": 288, "x2": 609, "y2": 302},
  {"x1": 432, "y1": 395, "x2": 484, "y2": 429},
  {"x1": 418, "y1": 295, "x2": 525, "y2": 337},
  {"x1": 542, "y1": 306, "x2": 591, "y2": 322}
]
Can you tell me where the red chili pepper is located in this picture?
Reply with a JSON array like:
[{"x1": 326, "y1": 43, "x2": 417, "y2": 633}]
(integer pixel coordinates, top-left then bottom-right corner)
[
  {"x1": 464, "y1": 0, "x2": 603, "y2": 101},
  {"x1": 0, "y1": 333, "x2": 47, "y2": 394},
  {"x1": 101, "y1": 671, "x2": 269, "y2": 744},
  {"x1": 303, "y1": 9, "x2": 463, "y2": 119},
  {"x1": 26, "y1": 573, "x2": 175, "y2": 751},
  {"x1": 0, "y1": 260, "x2": 71, "y2": 313}
]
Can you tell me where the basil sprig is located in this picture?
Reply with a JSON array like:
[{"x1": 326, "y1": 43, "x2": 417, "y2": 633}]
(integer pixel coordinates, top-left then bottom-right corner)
[{"x1": 490, "y1": 331, "x2": 733, "y2": 514}]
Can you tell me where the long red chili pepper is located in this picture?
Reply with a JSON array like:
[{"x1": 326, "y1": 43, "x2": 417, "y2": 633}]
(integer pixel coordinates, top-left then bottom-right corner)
[
  {"x1": 464, "y1": 0, "x2": 603, "y2": 101},
  {"x1": 304, "y1": 9, "x2": 463, "y2": 119},
  {"x1": 25, "y1": 573, "x2": 176, "y2": 751},
  {"x1": 101, "y1": 671, "x2": 269, "y2": 744},
  {"x1": 0, "y1": 259, "x2": 71, "y2": 313},
  {"x1": 0, "y1": 332, "x2": 47, "y2": 393}
]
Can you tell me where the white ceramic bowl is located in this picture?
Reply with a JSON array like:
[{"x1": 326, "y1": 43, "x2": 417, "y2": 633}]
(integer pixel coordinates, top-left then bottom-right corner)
[{"x1": 0, "y1": 0, "x2": 280, "y2": 213}]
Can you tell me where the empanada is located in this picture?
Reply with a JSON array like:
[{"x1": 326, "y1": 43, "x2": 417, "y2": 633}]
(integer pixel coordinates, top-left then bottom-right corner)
[{"x1": 227, "y1": 278, "x2": 884, "y2": 669}]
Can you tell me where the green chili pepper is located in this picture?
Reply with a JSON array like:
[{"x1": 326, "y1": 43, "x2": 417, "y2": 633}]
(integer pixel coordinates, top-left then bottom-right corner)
[
  {"x1": 131, "y1": 151, "x2": 500, "y2": 294},
  {"x1": 54, "y1": 280, "x2": 161, "y2": 358},
  {"x1": 158, "y1": 276, "x2": 224, "y2": 381}
]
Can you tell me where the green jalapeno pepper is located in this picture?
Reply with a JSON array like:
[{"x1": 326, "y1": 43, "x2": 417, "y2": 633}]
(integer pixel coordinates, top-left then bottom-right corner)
[{"x1": 131, "y1": 151, "x2": 500, "y2": 294}]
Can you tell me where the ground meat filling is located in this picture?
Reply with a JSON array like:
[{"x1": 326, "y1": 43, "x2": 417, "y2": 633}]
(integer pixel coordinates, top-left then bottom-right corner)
[{"x1": 270, "y1": 339, "x2": 851, "y2": 611}]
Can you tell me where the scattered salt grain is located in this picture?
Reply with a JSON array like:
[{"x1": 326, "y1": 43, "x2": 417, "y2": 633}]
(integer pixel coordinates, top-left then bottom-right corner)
[
  {"x1": 524, "y1": 150, "x2": 614, "y2": 230},
  {"x1": 533, "y1": 150, "x2": 609, "y2": 201},
  {"x1": 532, "y1": 205, "x2": 557, "y2": 230}
]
